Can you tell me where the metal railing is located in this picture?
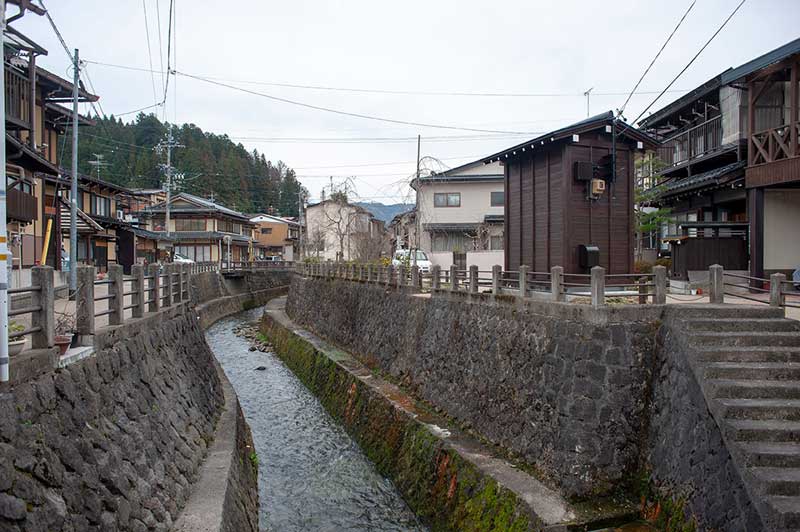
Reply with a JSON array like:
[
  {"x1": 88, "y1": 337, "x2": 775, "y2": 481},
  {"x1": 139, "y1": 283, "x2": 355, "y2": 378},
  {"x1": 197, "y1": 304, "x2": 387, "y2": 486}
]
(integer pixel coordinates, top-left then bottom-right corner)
[{"x1": 297, "y1": 262, "x2": 669, "y2": 307}]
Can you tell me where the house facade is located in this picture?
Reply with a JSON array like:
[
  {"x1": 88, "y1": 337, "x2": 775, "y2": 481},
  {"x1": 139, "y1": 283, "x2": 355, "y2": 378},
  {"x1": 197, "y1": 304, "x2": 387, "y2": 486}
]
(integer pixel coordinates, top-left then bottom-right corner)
[
  {"x1": 484, "y1": 111, "x2": 655, "y2": 275},
  {"x1": 143, "y1": 193, "x2": 256, "y2": 263},
  {"x1": 411, "y1": 159, "x2": 505, "y2": 270},
  {"x1": 639, "y1": 37, "x2": 800, "y2": 284},
  {"x1": 250, "y1": 213, "x2": 300, "y2": 260},
  {"x1": 305, "y1": 199, "x2": 386, "y2": 262}
]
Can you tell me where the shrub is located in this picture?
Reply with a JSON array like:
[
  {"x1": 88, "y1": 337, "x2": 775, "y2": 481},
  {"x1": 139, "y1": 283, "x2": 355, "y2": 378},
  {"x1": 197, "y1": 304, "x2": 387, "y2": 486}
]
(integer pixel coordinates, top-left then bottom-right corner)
[{"x1": 634, "y1": 260, "x2": 654, "y2": 274}]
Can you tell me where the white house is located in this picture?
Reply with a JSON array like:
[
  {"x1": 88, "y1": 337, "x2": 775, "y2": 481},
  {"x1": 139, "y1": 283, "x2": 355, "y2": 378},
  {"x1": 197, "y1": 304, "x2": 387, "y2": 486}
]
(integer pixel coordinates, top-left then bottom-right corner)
[
  {"x1": 412, "y1": 159, "x2": 505, "y2": 270},
  {"x1": 305, "y1": 199, "x2": 387, "y2": 262}
]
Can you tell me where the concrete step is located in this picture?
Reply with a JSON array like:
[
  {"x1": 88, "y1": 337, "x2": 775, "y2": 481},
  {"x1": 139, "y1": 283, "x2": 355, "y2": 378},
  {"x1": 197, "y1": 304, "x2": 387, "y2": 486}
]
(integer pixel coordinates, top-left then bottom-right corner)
[
  {"x1": 690, "y1": 332, "x2": 800, "y2": 348},
  {"x1": 719, "y1": 399, "x2": 800, "y2": 421},
  {"x1": 768, "y1": 496, "x2": 800, "y2": 529},
  {"x1": 710, "y1": 379, "x2": 800, "y2": 400},
  {"x1": 705, "y1": 362, "x2": 800, "y2": 381},
  {"x1": 697, "y1": 346, "x2": 800, "y2": 363},
  {"x1": 740, "y1": 442, "x2": 800, "y2": 468},
  {"x1": 687, "y1": 318, "x2": 800, "y2": 333},
  {"x1": 726, "y1": 419, "x2": 800, "y2": 443},
  {"x1": 752, "y1": 468, "x2": 800, "y2": 496},
  {"x1": 669, "y1": 305, "x2": 785, "y2": 320}
]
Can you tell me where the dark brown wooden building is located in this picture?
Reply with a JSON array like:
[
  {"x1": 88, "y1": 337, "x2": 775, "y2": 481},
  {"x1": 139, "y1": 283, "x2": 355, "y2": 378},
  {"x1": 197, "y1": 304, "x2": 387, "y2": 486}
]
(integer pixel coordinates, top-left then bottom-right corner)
[{"x1": 483, "y1": 112, "x2": 655, "y2": 275}]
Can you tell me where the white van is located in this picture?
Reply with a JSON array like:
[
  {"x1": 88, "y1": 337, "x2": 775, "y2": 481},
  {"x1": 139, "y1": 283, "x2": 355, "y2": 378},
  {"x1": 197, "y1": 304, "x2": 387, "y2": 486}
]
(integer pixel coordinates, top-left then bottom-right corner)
[{"x1": 392, "y1": 249, "x2": 433, "y2": 273}]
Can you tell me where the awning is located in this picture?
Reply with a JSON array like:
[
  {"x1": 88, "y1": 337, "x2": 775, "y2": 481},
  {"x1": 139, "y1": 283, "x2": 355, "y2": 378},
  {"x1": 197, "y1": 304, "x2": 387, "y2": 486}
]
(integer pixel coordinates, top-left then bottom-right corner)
[{"x1": 659, "y1": 161, "x2": 746, "y2": 198}]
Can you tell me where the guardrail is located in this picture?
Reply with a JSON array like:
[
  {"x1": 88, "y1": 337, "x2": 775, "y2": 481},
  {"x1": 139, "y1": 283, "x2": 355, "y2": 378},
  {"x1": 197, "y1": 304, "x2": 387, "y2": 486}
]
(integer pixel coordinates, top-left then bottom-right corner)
[
  {"x1": 6, "y1": 260, "x2": 296, "y2": 356},
  {"x1": 296, "y1": 262, "x2": 668, "y2": 308}
]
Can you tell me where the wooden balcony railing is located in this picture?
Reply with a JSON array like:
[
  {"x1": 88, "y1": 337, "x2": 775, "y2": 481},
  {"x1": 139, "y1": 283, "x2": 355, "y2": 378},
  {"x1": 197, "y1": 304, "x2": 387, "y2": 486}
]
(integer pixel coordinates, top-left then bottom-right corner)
[
  {"x1": 657, "y1": 115, "x2": 723, "y2": 167},
  {"x1": 7, "y1": 187, "x2": 38, "y2": 222},
  {"x1": 748, "y1": 121, "x2": 800, "y2": 166},
  {"x1": 4, "y1": 66, "x2": 32, "y2": 128}
]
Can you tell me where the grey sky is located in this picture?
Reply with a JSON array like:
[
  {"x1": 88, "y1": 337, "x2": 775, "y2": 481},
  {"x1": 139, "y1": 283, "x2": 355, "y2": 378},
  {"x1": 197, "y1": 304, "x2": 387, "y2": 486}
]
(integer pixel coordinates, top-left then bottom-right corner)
[{"x1": 12, "y1": 0, "x2": 800, "y2": 204}]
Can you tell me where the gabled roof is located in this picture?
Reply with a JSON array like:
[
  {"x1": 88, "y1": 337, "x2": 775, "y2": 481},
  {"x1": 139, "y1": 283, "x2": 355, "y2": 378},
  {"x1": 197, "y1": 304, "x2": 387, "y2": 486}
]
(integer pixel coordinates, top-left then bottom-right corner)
[
  {"x1": 36, "y1": 66, "x2": 98, "y2": 103},
  {"x1": 145, "y1": 192, "x2": 252, "y2": 221},
  {"x1": 722, "y1": 37, "x2": 800, "y2": 84},
  {"x1": 659, "y1": 160, "x2": 745, "y2": 198},
  {"x1": 481, "y1": 111, "x2": 657, "y2": 164}
]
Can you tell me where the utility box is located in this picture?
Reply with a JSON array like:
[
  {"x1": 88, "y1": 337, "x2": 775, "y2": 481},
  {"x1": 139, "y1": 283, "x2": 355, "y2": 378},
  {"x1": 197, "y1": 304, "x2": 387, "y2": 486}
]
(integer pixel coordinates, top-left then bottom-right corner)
[
  {"x1": 573, "y1": 161, "x2": 594, "y2": 182},
  {"x1": 591, "y1": 178, "x2": 606, "y2": 196},
  {"x1": 578, "y1": 244, "x2": 600, "y2": 270}
]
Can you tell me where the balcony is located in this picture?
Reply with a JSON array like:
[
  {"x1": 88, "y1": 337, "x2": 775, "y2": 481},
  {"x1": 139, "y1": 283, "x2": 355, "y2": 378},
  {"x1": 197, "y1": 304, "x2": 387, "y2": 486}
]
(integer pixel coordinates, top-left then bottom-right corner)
[
  {"x1": 7, "y1": 187, "x2": 37, "y2": 222},
  {"x1": 656, "y1": 115, "x2": 723, "y2": 168},
  {"x1": 4, "y1": 66, "x2": 32, "y2": 130},
  {"x1": 746, "y1": 121, "x2": 800, "y2": 187}
]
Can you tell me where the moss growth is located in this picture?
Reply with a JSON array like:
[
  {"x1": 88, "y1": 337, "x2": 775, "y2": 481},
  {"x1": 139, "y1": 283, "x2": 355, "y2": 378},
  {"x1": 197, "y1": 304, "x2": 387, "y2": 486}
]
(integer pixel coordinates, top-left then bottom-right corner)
[
  {"x1": 629, "y1": 469, "x2": 697, "y2": 532},
  {"x1": 242, "y1": 299, "x2": 259, "y2": 311},
  {"x1": 260, "y1": 314, "x2": 533, "y2": 531}
]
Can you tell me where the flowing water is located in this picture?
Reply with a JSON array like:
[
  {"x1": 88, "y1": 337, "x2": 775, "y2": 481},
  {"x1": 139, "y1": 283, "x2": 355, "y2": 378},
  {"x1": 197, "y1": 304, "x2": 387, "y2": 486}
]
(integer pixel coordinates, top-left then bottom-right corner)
[{"x1": 205, "y1": 306, "x2": 426, "y2": 532}]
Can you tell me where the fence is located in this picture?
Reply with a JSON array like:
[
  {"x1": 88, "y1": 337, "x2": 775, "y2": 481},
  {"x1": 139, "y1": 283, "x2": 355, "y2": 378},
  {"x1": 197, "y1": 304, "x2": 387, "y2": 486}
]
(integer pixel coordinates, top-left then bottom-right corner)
[
  {"x1": 300, "y1": 261, "x2": 800, "y2": 312},
  {"x1": 296, "y1": 262, "x2": 669, "y2": 308},
  {"x1": 7, "y1": 260, "x2": 295, "y2": 355}
]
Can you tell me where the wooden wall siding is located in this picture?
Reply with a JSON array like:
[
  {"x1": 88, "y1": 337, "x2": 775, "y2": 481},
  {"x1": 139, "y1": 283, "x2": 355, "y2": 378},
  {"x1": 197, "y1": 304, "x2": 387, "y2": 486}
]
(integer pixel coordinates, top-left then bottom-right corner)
[
  {"x1": 504, "y1": 131, "x2": 636, "y2": 275},
  {"x1": 745, "y1": 157, "x2": 800, "y2": 188}
]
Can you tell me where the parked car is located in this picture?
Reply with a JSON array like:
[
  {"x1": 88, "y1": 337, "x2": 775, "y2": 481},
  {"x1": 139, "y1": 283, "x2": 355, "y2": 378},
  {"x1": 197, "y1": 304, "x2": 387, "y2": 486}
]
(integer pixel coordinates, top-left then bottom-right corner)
[{"x1": 392, "y1": 249, "x2": 432, "y2": 273}]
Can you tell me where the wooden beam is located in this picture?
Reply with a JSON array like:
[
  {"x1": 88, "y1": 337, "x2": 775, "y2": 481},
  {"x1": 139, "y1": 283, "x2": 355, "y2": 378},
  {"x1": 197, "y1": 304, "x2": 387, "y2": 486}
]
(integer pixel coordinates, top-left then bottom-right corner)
[
  {"x1": 748, "y1": 79, "x2": 756, "y2": 167},
  {"x1": 791, "y1": 61, "x2": 799, "y2": 157}
]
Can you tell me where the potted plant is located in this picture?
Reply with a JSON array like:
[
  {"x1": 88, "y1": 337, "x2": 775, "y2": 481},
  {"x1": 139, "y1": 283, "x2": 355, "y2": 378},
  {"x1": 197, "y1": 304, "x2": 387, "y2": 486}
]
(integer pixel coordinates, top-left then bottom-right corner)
[
  {"x1": 8, "y1": 321, "x2": 26, "y2": 356},
  {"x1": 54, "y1": 312, "x2": 75, "y2": 356}
]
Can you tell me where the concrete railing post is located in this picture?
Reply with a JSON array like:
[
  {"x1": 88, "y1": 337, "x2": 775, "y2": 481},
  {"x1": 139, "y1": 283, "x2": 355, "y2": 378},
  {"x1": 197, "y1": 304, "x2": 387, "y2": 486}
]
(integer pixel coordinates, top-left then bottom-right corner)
[
  {"x1": 449, "y1": 265, "x2": 459, "y2": 292},
  {"x1": 385, "y1": 265, "x2": 394, "y2": 288},
  {"x1": 411, "y1": 265, "x2": 420, "y2": 292},
  {"x1": 519, "y1": 265, "x2": 529, "y2": 297},
  {"x1": 770, "y1": 273, "x2": 786, "y2": 307},
  {"x1": 709, "y1": 264, "x2": 724, "y2": 304},
  {"x1": 432, "y1": 265, "x2": 441, "y2": 291},
  {"x1": 178, "y1": 264, "x2": 186, "y2": 301},
  {"x1": 108, "y1": 264, "x2": 125, "y2": 326},
  {"x1": 163, "y1": 265, "x2": 173, "y2": 308},
  {"x1": 148, "y1": 264, "x2": 161, "y2": 313},
  {"x1": 653, "y1": 265, "x2": 667, "y2": 305},
  {"x1": 469, "y1": 265, "x2": 478, "y2": 294},
  {"x1": 367, "y1": 264, "x2": 373, "y2": 283},
  {"x1": 492, "y1": 265, "x2": 501, "y2": 295},
  {"x1": 185, "y1": 264, "x2": 195, "y2": 302},
  {"x1": 30, "y1": 266, "x2": 54, "y2": 348},
  {"x1": 551, "y1": 266, "x2": 564, "y2": 302},
  {"x1": 132, "y1": 265, "x2": 145, "y2": 318},
  {"x1": 591, "y1": 266, "x2": 606, "y2": 307},
  {"x1": 398, "y1": 265, "x2": 406, "y2": 289},
  {"x1": 76, "y1": 265, "x2": 95, "y2": 342}
]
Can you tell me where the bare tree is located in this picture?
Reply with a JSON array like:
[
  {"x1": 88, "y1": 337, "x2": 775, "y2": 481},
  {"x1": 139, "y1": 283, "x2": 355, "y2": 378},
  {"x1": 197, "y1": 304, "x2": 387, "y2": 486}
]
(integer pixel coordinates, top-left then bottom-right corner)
[
  {"x1": 322, "y1": 193, "x2": 362, "y2": 261},
  {"x1": 352, "y1": 229, "x2": 388, "y2": 262},
  {"x1": 306, "y1": 225, "x2": 326, "y2": 259}
]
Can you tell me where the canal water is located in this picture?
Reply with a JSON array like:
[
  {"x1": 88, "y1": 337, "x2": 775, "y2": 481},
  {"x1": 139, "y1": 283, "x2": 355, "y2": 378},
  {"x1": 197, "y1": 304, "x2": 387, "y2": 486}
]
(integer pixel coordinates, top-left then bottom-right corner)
[{"x1": 205, "y1": 306, "x2": 426, "y2": 532}]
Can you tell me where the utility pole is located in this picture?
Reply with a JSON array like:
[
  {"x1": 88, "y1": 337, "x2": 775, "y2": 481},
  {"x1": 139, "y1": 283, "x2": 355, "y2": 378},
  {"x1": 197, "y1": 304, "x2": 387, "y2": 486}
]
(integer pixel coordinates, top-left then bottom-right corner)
[
  {"x1": 583, "y1": 87, "x2": 593, "y2": 118},
  {"x1": 413, "y1": 134, "x2": 420, "y2": 267},
  {"x1": 69, "y1": 49, "x2": 79, "y2": 294},
  {"x1": 88, "y1": 153, "x2": 109, "y2": 179},
  {"x1": 2, "y1": 1, "x2": 45, "y2": 383},
  {"x1": 155, "y1": 125, "x2": 183, "y2": 239},
  {"x1": 298, "y1": 190, "x2": 305, "y2": 259}
]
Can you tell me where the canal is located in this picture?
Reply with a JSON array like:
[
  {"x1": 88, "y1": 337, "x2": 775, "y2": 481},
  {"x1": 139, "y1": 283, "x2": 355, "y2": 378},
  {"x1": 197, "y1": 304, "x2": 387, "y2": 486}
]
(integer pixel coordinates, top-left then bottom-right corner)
[{"x1": 205, "y1": 306, "x2": 426, "y2": 532}]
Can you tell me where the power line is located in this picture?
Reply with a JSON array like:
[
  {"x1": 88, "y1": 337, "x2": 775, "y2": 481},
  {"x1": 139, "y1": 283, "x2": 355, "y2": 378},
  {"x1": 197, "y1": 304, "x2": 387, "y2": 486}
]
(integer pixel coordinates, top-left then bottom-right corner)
[
  {"x1": 228, "y1": 133, "x2": 538, "y2": 144},
  {"x1": 155, "y1": 0, "x2": 166, "y2": 97},
  {"x1": 631, "y1": 0, "x2": 748, "y2": 126},
  {"x1": 38, "y1": 1, "x2": 72, "y2": 61},
  {"x1": 141, "y1": 0, "x2": 159, "y2": 106},
  {"x1": 83, "y1": 60, "x2": 690, "y2": 98},
  {"x1": 619, "y1": 0, "x2": 697, "y2": 115},
  {"x1": 174, "y1": 71, "x2": 534, "y2": 134},
  {"x1": 293, "y1": 154, "x2": 485, "y2": 170},
  {"x1": 161, "y1": 0, "x2": 174, "y2": 106}
]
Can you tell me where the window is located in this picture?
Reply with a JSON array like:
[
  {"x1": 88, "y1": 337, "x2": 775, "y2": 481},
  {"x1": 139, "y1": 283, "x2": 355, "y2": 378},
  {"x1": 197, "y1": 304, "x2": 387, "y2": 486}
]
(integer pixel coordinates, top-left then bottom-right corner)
[
  {"x1": 490, "y1": 191, "x2": 505, "y2": 207},
  {"x1": 218, "y1": 220, "x2": 242, "y2": 234},
  {"x1": 434, "y1": 192, "x2": 461, "y2": 207},
  {"x1": 175, "y1": 245, "x2": 212, "y2": 262},
  {"x1": 261, "y1": 227, "x2": 273, "y2": 235},
  {"x1": 174, "y1": 219, "x2": 206, "y2": 232},
  {"x1": 91, "y1": 194, "x2": 110, "y2": 217},
  {"x1": 432, "y1": 231, "x2": 471, "y2": 252}
]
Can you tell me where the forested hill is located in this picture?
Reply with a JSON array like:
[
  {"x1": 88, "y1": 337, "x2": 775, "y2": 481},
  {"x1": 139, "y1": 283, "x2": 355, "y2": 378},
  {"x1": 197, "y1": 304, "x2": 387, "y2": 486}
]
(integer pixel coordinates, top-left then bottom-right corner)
[{"x1": 64, "y1": 113, "x2": 306, "y2": 217}]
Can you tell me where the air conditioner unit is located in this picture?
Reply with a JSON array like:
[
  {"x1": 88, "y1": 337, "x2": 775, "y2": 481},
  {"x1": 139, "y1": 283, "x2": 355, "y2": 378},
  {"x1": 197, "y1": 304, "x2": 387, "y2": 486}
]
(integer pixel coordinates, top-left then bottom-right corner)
[
  {"x1": 591, "y1": 179, "x2": 606, "y2": 196},
  {"x1": 117, "y1": 210, "x2": 124, "y2": 220}
]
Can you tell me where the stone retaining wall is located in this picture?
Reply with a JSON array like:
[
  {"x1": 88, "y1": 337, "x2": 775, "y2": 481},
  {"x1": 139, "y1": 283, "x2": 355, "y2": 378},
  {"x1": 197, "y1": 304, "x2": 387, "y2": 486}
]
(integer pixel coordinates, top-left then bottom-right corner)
[
  {"x1": 0, "y1": 269, "x2": 290, "y2": 532},
  {"x1": 286, "y1": 276, "x2": 660, "y2": 499}
]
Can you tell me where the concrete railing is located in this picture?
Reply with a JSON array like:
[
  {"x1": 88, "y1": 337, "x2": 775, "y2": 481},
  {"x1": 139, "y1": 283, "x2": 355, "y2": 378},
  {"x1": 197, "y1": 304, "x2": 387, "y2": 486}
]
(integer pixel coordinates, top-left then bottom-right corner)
[
  {"x1": 7, "y1": 261, "x2": 296, "y2": 354},
  {"x1": 296, "y1": 262, "x2": 669, "y2": 308}
]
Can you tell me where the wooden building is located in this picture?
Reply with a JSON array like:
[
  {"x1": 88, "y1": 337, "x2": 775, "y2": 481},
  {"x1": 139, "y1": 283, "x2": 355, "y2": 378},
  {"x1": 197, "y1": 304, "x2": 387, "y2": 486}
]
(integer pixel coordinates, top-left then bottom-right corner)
[{"x1": 482, "y1": 112, "x2": 655, "y2": 275}]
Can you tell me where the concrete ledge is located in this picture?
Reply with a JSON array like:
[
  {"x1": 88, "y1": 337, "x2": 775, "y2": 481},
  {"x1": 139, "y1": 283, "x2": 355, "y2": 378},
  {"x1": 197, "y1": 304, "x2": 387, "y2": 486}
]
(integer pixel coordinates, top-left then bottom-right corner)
[
  {"x1": 173, "y1": 363, "x2": 258, "y2": 532},
  {"x1": 261, "y1": 297, "x2": 638, "y2": 531}
]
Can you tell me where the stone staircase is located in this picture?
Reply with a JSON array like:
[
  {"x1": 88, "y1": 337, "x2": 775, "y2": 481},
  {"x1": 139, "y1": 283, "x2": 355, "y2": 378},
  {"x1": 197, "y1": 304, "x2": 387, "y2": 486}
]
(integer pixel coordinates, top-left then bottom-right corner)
[{"x1": 676, "y1": 306, "x2": 800, "y2": 531}]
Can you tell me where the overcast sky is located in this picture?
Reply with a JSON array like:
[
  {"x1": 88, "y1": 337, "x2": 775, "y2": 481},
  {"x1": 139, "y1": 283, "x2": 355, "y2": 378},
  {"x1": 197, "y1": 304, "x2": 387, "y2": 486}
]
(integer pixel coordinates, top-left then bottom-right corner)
[{"x1": 11, "y1": 0, "x2": 800, "y2": 204}]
